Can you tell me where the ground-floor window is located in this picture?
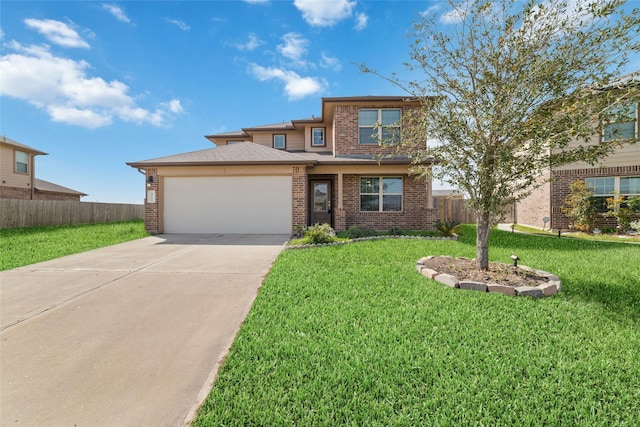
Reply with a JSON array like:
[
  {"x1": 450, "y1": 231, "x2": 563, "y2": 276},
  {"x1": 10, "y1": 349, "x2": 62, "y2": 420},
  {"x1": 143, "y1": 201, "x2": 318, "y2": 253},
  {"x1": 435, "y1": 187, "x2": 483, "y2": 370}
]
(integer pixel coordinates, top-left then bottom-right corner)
[
  {"x1": 585, "y1": 176, "x2": 640, "y2": 212},
  {"x1": 360, "y1": 176, "x2": 403, "y2": 212}
]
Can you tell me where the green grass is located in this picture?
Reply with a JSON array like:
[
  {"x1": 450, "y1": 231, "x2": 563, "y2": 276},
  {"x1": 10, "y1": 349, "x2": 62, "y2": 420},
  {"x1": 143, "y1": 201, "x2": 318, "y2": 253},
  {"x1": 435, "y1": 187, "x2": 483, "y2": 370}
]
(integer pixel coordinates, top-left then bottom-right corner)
[
  {"x1": 512, "y1": 224, "x2": 640, "y2": 243},
  {"x1": 0, "y1": 220, "x2": 148, "y2": 271},
  {"x1": 194, "y1": 225, "x2": 640, "y2": 426}
]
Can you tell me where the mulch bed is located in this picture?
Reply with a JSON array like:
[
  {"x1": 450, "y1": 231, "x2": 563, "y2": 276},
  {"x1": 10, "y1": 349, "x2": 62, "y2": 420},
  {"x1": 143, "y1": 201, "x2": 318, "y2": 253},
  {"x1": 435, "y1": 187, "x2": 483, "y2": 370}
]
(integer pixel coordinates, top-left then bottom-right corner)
[{"x1": 422, "y1": 256, "x2": 550, "y2": 288}]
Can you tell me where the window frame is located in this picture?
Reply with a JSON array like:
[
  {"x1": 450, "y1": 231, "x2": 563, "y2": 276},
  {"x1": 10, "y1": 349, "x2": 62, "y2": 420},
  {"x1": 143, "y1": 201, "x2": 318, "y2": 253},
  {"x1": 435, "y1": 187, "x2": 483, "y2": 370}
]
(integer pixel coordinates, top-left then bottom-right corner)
[
  {"x1": 15, "y1": 150, "x2": 28, "y2": 174},
  {"x1": 585, "y1": 176, "x2": 640, "y2": 213},
  {"x1": 311, "y1": 127, "x2": 326, "y2": 147},
  {"x1": 359, "y1": 176, "x2": 403, "y2": 212},
  {"x1": 602, "y1": 102, "x2": 638, "y2": 142},
  {"x1": 358, "y1": 108, "x2": 402, "y2": 145},
  {"x1": 273, "y1": 134, "x2": 286, "y2": 150}
]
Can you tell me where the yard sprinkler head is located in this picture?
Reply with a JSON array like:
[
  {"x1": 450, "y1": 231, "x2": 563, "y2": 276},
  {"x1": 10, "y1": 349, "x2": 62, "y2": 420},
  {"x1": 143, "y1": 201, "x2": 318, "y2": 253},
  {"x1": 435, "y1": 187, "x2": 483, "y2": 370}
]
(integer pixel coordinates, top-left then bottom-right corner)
[{"x1": 510, "y1": 254, "x2": 520, "y2": 268}]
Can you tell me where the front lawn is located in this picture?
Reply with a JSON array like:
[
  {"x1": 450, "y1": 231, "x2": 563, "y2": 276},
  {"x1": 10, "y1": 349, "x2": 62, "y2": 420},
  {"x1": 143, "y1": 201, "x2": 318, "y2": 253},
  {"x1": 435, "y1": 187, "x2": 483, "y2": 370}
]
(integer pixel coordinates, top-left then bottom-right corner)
[
  {"x1": 0, "y1": 220, "x2": 147, "y2": 271},
  {"x1": 194, "y1": 225, "x2": 640, "y2": 426}
]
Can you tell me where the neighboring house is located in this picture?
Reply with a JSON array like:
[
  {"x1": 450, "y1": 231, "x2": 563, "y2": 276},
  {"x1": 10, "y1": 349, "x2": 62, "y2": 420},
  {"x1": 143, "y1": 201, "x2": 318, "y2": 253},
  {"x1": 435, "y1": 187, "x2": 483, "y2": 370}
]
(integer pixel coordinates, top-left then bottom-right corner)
[
  {"x1": 516, "y1": 73, "x2": 640, "y2": 230},
  {"x1": 0, "y1": 136, "x2": 87, "y2": 201},
  {"x1": 127, "y1": 96, "x2": 439, "y2": 235}
]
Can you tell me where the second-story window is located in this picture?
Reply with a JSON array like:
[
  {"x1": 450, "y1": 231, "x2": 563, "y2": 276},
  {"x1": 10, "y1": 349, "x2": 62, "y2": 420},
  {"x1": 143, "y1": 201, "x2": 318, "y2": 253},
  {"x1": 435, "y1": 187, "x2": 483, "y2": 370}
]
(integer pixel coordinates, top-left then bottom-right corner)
[
  {"x1": 602, "y1": 102, "x2": 637, "y2": 142},
  {"x1": 15, "y1": 150, "x2": 28, "y2": 174},
  {"x1": 273, "y1": 134, "x2": 286, "y2": 149},
  {"x1": 311, "y1": 127, "x2": 325, "y2": 146},
  {"x1": 359, "y1": 108, "x2": 401, "y2": 144}
]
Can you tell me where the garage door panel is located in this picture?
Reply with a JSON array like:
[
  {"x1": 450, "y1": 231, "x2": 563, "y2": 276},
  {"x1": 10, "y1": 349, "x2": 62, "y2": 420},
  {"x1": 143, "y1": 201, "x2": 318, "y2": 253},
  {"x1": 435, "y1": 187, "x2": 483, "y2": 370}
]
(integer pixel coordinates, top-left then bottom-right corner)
[{"x1": 163, "y1": 176, "x2": 291, "y2": 234}]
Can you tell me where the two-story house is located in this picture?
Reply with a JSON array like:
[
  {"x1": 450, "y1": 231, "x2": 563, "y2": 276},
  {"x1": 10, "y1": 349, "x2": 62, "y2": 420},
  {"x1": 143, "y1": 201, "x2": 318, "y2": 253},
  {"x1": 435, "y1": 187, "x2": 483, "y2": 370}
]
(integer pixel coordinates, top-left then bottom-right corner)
[
  {"x1": 0, "y1": 136, "x2": 87, "y2": 201},
  {"x1": 127, "y1": 96, "x2": 438, "y2": 235},
  {"x1": 516, "y1": 73, "x2": 640, "y2": 230}
]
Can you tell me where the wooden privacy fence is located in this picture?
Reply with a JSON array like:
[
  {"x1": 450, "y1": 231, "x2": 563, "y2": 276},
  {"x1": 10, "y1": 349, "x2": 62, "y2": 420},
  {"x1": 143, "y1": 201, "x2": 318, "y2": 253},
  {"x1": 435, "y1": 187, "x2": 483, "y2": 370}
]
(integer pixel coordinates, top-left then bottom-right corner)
[
  {"x1": 0, "y1": 199, "x2": 144, "y2": 228},
  {"x1": 435, "y1": 197, "x2": 477, "y2": 224},
  {"x1": 434, "y1": 197, "x2": 515, "y2": 224}
]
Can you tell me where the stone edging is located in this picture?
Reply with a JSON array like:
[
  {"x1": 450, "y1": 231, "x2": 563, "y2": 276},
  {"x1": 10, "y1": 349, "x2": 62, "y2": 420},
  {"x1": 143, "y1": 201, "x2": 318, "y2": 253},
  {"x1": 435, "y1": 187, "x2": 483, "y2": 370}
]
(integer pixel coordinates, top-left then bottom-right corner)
[
  {"x1": 285, "y1": 235, "x2": 457, "y2": 249},
  {"x1": 416, "y1": 255, "x2": 562, "y2": 298}
]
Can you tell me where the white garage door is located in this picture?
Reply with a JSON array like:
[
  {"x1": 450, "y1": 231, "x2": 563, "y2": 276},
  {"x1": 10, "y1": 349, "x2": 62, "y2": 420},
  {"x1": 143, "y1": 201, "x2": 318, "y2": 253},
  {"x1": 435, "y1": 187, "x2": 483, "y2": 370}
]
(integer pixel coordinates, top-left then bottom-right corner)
[{"x1": 163, "y1": 176, "x2": 292, "y2": 234}]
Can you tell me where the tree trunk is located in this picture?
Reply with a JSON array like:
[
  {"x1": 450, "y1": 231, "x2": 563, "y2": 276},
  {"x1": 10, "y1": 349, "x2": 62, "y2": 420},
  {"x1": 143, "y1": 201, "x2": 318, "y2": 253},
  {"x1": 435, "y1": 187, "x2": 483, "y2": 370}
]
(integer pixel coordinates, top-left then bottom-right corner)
[{"x1": 476, "y1": 212, "x2": 492, "y2": 270}]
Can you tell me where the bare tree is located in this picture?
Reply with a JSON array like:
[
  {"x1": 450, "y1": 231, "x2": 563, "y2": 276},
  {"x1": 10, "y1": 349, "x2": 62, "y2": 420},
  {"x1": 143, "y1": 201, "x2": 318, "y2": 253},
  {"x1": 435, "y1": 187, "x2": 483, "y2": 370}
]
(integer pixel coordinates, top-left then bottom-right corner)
[{"x1": 363, "y1": 0, "x2": 640, "y2": 270}]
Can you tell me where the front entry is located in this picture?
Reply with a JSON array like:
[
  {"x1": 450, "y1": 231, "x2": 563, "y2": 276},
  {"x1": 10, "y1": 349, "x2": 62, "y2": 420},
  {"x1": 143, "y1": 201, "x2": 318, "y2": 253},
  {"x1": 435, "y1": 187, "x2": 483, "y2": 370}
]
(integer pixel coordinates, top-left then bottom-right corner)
[{"x1": 309, "y1": 180, "x2": 332, "y2": 226}]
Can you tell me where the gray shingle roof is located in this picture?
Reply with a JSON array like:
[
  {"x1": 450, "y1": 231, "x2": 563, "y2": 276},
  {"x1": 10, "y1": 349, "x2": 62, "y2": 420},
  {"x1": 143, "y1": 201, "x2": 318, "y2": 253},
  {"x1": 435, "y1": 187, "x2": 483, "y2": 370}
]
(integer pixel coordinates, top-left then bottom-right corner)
[
  {"x1": 35, "y1": 179, "x2": 87, "y2": 196},
  {"x1": 127, "y1": 142, "x2": 315, "y2": 166},
  {"x1": 0, "y1": 136, "x2": 48, "y2": 155}
]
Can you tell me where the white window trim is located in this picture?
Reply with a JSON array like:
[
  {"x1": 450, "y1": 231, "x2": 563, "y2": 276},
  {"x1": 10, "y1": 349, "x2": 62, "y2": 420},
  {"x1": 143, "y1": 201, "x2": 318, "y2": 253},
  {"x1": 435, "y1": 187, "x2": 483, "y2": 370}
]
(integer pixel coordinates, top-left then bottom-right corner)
[
  {"x1": 273, "y1": 134, "x2": 286, "y2": 150},
  {"x1": 358, "y1": 108, "x2": 402, "y2": 145},
  {"x1": 15, "y1": 150, "x2": 28, "y2": 174},
  {"x1": 359, "y1": 176, "x2": 403, "y2": 212},
  {"x1": 586, "y1": 176, "x2": 640, "y2": 197},
  {"x1": 311, "y1": 127, "x2": 325, "y2": 147},
  {"x1": 601, "y1": 101, "x2": 639, "y2": 142}
]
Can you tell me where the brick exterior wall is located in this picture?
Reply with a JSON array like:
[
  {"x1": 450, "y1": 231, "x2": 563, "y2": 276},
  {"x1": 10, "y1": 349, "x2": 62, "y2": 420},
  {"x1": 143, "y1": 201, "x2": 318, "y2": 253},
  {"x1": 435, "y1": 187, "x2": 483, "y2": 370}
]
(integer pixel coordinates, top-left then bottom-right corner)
[
  {"x1": 144, "y1": 168, "x2": 159, "y2": 233},
  {"x1": 33, "y1": 192, "x2": 82, "y2": 201},
  {"x1": 0, "y1": 186, "x2": 80, "y2": 201},
  {"x1": 515, "y1": 172, "x2": 552, "y2": 228},
  {"x1": 551, "y1": 165, "x2": 640, "y2": 230},
  {"x1": 333, "y1": 104, "x2": 419, "y2": 157},
  {"x1": 340, "y1": 174, "x2": 437, "y2": 231},
  {"x1": 292, "y1": 166, "x2": 308, "y2": 233},
  {"x1": 0, "y1": 186, "x2": 32, "y2": 199}
]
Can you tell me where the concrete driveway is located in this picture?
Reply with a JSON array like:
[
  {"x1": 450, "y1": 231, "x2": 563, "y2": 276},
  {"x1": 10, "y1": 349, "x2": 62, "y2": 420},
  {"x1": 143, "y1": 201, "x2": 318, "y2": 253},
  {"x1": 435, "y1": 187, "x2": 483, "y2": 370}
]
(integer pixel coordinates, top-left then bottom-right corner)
[{"x1": 0, "y1": 234, "x2": 288, "y2": 426}]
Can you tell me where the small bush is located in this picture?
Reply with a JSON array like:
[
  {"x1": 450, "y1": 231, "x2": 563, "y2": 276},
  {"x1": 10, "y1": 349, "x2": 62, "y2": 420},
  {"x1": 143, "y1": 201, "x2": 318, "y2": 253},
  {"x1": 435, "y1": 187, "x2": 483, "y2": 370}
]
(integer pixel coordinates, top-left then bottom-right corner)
[
  {"x1": 630, "y1": 220, "x2": 640, "y2": 233},
  {"x1": 604, "y1": 193, "x2": 635, "y2": 233},
  {"x1": 303, "y1": 223, "x2": 337, "y2": 244},
  {"x1": 435, "y1": 219, "x2": 461, "y2": 237},
  {"x1": 340, "y1": 226, "x2": 378, "y2": 239},
  {"x1": 387, "y1": 226, "x2": 406, "y2": 236},
  {"x1": 562, "y1": 180, "x2": 598, "y2": 232}
]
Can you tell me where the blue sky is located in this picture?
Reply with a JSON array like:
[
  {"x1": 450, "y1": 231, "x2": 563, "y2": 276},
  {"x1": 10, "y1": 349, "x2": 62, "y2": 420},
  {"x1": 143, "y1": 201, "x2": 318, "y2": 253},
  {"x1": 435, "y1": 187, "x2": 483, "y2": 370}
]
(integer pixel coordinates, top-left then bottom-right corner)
[{"x1": 1, "y1": 1, "x2": 639, "y2": 203}]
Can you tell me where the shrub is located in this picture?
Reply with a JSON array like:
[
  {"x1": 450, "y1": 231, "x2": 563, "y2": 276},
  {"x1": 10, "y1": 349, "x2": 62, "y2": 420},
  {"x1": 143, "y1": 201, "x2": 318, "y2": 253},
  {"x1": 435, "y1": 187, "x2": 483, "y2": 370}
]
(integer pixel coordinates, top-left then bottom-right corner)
[
  {"x1": 562, "y1": 180, "x2": 598, "y2": 232},
  {"x1": 303, "y1": 223, "x2": 337, "y2": 244},
  {"x1": 340, "y1": 226, "x2": 378, "y2": 239},
  {"x1": 435, "y1": 219, "x2": 461, "y2": 237},
  {"x1": 387, "y1": 226, "x2": 406, "y2": 236},
  {"x1": 604, "y1": 193, "x2": 635, "y2": 233},
  {"x1": 630, "y1": 220, "x2": 640, "y2": 233}
]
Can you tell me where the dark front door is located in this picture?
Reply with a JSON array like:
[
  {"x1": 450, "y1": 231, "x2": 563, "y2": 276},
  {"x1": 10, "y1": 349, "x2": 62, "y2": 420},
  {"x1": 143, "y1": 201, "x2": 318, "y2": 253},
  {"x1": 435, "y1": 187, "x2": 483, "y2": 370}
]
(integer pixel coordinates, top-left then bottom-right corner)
[{"x1": 309, "y1": 180, "x2": 332, "y2": 226}]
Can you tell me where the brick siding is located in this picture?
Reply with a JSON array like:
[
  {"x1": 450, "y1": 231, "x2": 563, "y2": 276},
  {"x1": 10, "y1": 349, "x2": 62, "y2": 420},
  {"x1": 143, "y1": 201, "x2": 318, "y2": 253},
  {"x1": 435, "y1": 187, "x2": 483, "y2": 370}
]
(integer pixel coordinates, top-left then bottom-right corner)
[
  {"x1": 0, "y1": 186, "x2": 31, "y2": 199},
  {"x1": 551, "y1": 165, "x2": 640, "y2": 230},
  {"x1": 333, "y1": 104, "x2": 419, "y2": 157},
  {"x1": 515, "y1": 172, "x2": 551, "y2": 228},
  {"x1": 144, "y1": 168, "x2": 159, "y2": 233},
  {"x1": 340, "y1": 174, "x2": 437, "y2": 231},
  {"x1": 292, "y1": 166, "x2": 308, "y2": 232}
]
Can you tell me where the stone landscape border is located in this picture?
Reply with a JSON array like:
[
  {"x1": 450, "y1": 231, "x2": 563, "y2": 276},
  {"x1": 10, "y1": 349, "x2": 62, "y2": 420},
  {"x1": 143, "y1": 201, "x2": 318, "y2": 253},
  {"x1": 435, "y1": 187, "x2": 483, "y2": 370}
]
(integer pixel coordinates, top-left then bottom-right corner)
[{"x1": 416, "y1": 255, "x2": 562, "y2": 297}]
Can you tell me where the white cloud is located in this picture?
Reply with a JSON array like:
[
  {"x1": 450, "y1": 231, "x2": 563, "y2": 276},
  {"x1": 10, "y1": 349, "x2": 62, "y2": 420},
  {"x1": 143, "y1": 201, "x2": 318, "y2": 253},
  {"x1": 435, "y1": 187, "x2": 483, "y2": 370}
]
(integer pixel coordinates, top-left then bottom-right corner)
[
  {"x1": 440, "y1": 2, "x2": 468, "y2": 24},
  {"x1": 24, "y1": 19, "x2": 89, "y2": 49},
  {"x1": 249, "y1": 63, "x2": 326, "y2": 100},
  {"x1": 102, "y1": 4, "x2": 131, "y2": 24},
  {"x1": 277, "y1": 32, "x2": 309, "y2": 67},
  {"x1": 0, "y1": 42, "x2": 182, "y2": 128},
  {"x1": 293, "y1": 0, "x2": 356, "y2": 27},
  {"x1": 354, "y1": 12, "x2": 368, "y2": 31},
  {"x1": 320, "y1": 51, "x2": 341, "y2": 71},
  {"x1": 420, "y1": 5, "x2": 441, "y2": 17},
  {"x1": 234, "y1": 33, "x2": 264, "y2": 51},
  {"x1": 167, "y1": 18, "x2": 190, "y2": 31}
]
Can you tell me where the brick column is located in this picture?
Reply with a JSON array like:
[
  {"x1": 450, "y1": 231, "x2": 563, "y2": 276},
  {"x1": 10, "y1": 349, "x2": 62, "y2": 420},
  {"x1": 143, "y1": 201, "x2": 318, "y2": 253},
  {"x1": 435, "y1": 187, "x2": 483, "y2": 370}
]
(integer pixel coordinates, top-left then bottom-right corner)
[
  {"x1": 291, "y1": 166, "x2": 307, "y2": 233},
  {"x1": 334, "y1": 207, "x2": 347, "y2": 231},
  {"x1": 144, "y1": 168, "x2": 159, "y2": 234}
]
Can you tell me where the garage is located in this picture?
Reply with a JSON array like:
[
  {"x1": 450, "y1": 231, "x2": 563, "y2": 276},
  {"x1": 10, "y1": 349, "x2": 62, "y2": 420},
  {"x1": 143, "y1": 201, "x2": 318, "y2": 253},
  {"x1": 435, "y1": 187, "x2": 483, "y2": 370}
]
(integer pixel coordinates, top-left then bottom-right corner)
[{"x1": 163, "y1": 176, "x2": 292, "y2": 234}]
